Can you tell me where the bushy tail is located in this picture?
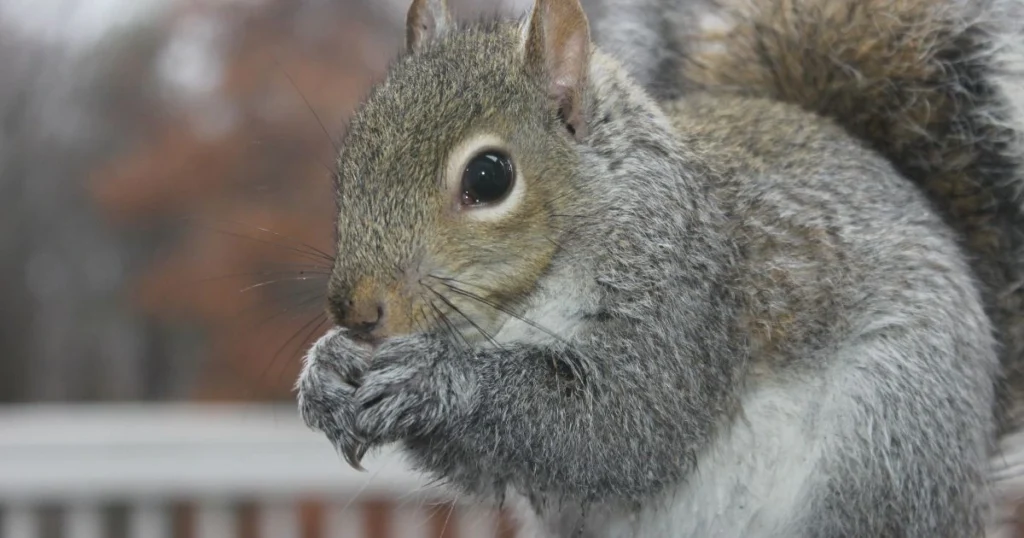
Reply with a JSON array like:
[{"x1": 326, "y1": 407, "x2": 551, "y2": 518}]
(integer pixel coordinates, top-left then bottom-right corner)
[{"x1": 673, "y1": 0, "x2": 1024, "y2": 433}]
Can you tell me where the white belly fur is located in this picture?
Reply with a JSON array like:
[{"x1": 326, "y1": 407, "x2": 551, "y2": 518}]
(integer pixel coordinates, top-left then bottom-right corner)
[
  {"x1": 505, "y1": 373, "x2": 1021, "y2": 538},
  {"x1": 515, "y1": 376, "x2": 830, "y2": 538}
]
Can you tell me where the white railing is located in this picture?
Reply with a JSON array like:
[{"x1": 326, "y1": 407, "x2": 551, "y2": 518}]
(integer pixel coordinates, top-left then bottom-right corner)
[
  {"x1": 5, "y1": 404, "x2": 1024, "y2": 538},
  {"x1": 0, "y1": 404, "x2": 518, "y2": 538}
]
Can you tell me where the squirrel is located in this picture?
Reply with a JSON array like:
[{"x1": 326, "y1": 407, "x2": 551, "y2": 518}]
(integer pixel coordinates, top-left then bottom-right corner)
[{"x1": 296, "y1": 0, "x2": 1024, "y2": 535}]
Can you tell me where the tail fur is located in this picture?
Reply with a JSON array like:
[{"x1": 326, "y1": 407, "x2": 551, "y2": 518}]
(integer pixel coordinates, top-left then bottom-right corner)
[{"x1": 669, "y1": 0, "x2": 1024, "y2": 435}]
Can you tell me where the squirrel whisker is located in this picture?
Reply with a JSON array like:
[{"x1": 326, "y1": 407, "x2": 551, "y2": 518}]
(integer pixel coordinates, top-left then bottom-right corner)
[
  {"x1": 180, "y1": 215, "x2": 336, "y2": 264},
  {"x1": 427, "y1": 275, "x2": 573, "y2": 347},
  {"x1": 425, "y1": 297, "x2": 473, "y2": 352},
  {"x1": 422, "y1": 281, "x2": 504, "y2": 350}
]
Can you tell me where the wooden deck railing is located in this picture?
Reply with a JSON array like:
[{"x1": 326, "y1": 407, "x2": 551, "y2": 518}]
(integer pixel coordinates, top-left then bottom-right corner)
[
  {"x1": 0, "y1": 404, "x2": 518, "y2": 538},
  {"x1": 3, "y1": 404, "x2": 1024, "y2": 538}
]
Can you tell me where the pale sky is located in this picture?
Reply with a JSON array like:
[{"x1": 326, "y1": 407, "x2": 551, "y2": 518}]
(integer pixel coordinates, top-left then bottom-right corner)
[{"x1": 0, "y1": 0, "x2": 170, "y2": 49}]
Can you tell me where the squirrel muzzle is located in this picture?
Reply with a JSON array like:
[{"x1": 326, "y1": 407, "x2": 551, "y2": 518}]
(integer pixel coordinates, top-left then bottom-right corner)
[{"x1": 328, "y1": 277, "x2": 416, "y2": 345}]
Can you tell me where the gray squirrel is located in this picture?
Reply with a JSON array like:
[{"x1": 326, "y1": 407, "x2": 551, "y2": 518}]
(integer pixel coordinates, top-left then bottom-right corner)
[{"x1": 296, "y1": 0, "x2": 1024, "y2": 535}]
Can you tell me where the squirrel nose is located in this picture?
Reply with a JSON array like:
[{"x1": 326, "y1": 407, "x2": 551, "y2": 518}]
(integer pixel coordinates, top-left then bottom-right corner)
[{"x1": 339, "y1": 299, "x2": 385, "y2": 340}]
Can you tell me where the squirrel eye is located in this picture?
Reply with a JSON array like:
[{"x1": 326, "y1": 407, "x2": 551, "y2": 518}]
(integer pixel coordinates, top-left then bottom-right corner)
[{"x1": 460, "y1": 151, "x2": 514, "y2": 206}]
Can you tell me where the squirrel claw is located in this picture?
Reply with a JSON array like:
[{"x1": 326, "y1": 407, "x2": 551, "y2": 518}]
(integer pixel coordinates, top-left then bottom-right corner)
[{"x1": 342, "y1": 443, "x2": 368, "y2": 471}]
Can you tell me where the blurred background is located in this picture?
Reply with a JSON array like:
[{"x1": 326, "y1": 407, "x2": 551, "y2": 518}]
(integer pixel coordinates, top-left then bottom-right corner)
[
  {"x1": 0, "y1": 0, "x2": 530, "y2": 536},
  {"x1": 3, "y1": 0, "x2": 1024, "y2": 537}
]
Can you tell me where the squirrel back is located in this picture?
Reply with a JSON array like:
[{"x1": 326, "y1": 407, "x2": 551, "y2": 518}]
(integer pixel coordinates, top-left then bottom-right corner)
[{"x1": 606, "y1": 0, "x2": 1024, "y2": 434}]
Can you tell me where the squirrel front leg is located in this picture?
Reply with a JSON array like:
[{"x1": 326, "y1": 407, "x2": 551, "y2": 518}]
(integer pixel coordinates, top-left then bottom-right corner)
[{"x1": 350, "y1": 314, "x2": 741, "y2": 505}]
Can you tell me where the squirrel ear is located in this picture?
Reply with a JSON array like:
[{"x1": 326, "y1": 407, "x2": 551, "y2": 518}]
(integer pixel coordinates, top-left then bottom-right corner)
[
  {"x1": 406, "y1": 0, "x2": 452, "y2": 52},
  {"x1": 524, "y1": 0, "x2": 591, "y2": 140}
]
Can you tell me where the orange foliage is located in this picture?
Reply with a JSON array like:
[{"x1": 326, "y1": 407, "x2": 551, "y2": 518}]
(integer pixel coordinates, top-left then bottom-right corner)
[{"x1": 89, "y1": 0, "x2": 400, "y2": 401}]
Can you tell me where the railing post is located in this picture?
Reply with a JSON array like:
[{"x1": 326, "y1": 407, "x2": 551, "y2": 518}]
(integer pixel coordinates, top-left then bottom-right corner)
[
  {"x1": 128, "y1": 501, "x2": 170, "y2": 538},
  {"x1": 196, "y1": 500, "x2": 237, "y2": 538},
  {"x1": 66, "y1": 503, "x2": 103, "y2": 538},
  {"x1": 2, "y1": 505, "x2": 38, "y2": 538},
  {"x1": 258, "y1": 500, "x2": 299, "y2": 538},
  {"x1": 391, "y1": 502, "x2": 433, "y2": 538},
  {"x1": 325, "y1": 500, "x2": 367, "y2": 538}
]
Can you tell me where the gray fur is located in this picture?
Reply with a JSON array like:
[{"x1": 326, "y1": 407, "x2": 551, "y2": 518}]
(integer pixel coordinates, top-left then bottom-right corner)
[
  {"x1": 296, "y1": 0, "x2": 1024, "y2": 535},
  {"x1": 582, "y1": 0, "x2": 708, "y2": 98}
]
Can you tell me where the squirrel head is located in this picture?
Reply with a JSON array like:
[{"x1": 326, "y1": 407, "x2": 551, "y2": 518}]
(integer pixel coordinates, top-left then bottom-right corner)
[{"x1": 328, "y1": 0, "x2": 594, "y2": 345}]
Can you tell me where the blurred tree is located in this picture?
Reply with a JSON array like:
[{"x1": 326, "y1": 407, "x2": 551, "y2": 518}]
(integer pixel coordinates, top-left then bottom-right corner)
[
  {"x1": 0, "y1": 8, "x2": 182, "y2": 402},
  {"x1": 0, "y1": 0, "x2": 528, "y2": 405},
  {"x1": 89, "y1": 0, "x2": 402, "y2": 401}
]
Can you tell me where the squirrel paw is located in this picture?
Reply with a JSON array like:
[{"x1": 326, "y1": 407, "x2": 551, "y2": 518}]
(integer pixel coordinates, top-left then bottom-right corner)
[
  {"x1": 296, "y1": 327, "x2": 371, "y2": 469},
  {"x1": 353, "y1": 335, "x2": 475, "y2": 456}
]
